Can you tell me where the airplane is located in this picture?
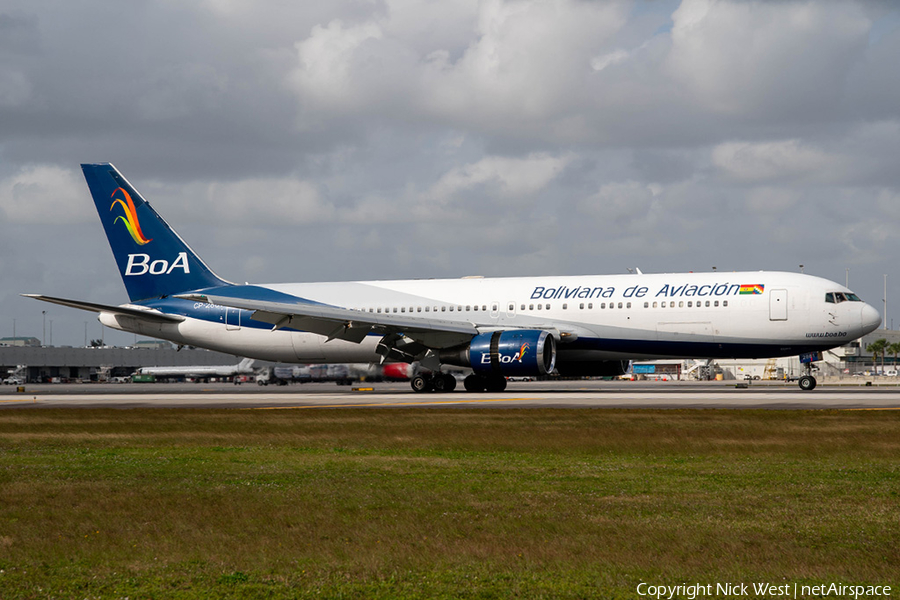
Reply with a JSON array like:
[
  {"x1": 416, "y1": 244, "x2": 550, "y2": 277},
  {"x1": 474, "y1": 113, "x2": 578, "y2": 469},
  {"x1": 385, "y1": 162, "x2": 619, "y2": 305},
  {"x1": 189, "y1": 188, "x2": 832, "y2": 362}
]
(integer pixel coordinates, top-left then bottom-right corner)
[
  {"x1": 24, "y1": 163, "x2": 882, "y2": 393},
  {"x1": 133, "y1": 357, "x2": 256, "y2": 381}
]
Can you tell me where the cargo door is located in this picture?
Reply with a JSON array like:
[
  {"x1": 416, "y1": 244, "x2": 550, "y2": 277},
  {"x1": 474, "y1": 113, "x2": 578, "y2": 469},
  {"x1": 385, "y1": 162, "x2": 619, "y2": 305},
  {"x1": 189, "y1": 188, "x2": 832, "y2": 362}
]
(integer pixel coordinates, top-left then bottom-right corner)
[{"x1": 769, "y1": 289, "x2": 788, "y2": 321}]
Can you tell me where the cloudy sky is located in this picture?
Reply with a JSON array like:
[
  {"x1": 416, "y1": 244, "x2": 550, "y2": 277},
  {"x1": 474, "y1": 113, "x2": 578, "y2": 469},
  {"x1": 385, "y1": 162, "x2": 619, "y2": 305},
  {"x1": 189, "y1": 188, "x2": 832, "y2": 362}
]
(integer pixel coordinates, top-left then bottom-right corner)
[{"x1": 1, "y1": 0, "x2": 899, "y2": 346}]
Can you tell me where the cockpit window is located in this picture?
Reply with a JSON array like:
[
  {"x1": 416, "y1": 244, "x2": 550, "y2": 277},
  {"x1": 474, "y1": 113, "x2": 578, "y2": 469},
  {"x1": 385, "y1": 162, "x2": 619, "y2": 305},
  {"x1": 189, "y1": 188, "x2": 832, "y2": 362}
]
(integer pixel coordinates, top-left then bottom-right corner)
[{"x1": 827, "y1": 291, "x2": 863, "y2": 303}]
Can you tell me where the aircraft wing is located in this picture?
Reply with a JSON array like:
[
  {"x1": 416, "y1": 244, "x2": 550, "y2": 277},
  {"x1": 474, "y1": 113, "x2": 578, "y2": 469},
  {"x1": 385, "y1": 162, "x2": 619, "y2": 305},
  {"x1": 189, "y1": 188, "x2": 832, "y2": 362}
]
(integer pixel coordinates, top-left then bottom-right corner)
[
  {"x1": 176, "y1": 291, "x2": 477, "y2": 350},
  {"x1": 22, "y1": 294, "x2": 185, "y2": 324}
]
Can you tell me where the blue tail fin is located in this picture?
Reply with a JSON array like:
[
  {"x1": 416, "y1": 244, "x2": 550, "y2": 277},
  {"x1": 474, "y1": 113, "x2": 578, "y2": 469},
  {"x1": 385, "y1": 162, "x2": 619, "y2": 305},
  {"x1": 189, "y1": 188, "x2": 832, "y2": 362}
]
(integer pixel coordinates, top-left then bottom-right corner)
[{"x1": 82, "y1": 163, "x2": 230, "y2": 302}]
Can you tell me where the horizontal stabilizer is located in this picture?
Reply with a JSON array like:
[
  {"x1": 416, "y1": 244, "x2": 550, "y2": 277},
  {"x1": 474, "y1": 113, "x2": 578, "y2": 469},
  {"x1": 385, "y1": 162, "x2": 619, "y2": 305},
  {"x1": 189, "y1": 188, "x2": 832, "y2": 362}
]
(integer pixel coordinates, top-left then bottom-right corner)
[{"x1": 22, "y1": 294, "x2": 184, "y2": 323}]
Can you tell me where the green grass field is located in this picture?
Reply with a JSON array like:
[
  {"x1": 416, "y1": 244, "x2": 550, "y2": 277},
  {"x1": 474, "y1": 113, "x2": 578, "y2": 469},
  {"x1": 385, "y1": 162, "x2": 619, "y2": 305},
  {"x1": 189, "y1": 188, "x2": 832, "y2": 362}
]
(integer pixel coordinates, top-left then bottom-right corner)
[{"x1": 1, "y1": 408, "x2": 898, "y2": 599}]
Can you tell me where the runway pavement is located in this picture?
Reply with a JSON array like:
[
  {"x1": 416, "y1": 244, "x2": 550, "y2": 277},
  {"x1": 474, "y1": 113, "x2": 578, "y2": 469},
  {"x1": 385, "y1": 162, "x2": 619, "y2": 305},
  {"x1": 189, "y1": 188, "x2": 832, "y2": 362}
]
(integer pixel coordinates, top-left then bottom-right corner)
[{"x1": 2, "y1": 379, "x2": 900, "y2": 409}]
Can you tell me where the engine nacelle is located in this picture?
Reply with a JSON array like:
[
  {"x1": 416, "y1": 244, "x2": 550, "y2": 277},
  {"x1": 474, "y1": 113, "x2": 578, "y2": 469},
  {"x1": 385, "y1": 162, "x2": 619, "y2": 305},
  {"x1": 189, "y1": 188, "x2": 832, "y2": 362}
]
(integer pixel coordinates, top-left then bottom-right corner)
[{"x1": 440, "y1": 330, "x2": 557, "y2": 377}]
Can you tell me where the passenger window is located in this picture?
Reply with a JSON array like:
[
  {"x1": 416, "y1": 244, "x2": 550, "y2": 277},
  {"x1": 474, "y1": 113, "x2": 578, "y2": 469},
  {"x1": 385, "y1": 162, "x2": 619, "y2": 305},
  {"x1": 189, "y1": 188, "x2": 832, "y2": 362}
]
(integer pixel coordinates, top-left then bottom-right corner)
[
  {"x1": 679, "y1": 301, "x2": 684, "y2": 308},
  {"x1": 417, "y1": 307, "x2": 422, "y2": 312},
  {"x1": 601, "y1": 303, "x2": 606, "y2": 309},
  {"x1": 393, "y1": 308, "x2": 398, "y2": 313},
  {"x1": 401, "y1": 307, "x2": 406, "y2": 313},
  {"x1": 580, "y1": 303, "x2": 585, "y2": 309},
  {"x1": 442, "y1": 306, "x2": 446, "y2": 312},
  {"x1": 687, "y1": 301, "x2": 692, "y2": 308},
  {"x1": 563, "y1": 303, "x2": 567, "y2": 309},
  {"x1": 643, "y1": 302, "x2": 648, "y2": 308},
  {"x1": 705, "y1": 301, "x2": 710, "y2": 307},
  {"x1": 618, "y1": 302, "x2": 623, "y2": 309},
  {"x1": 473, "y1": 305, "x2": 478, "y2": 311},
  {"x1": 652, "y1": 302, "x2": 658, "y2": 308},
  {"x1": 627, "y1": 302, "x2": 631, "y2": 309},
  {"x1": 508, "y1": 304, "x2": 514, "y2": 311},
  {"x1": 588, "y1": 303, "x2": 593, "y2": 309},
  {"x1": 546, "y1": 304, "x2": 551, "y2": 310},
  {"x1": 723, "y1": 300, "x2": 728, "y2": 307},
  {"x1": 425, "y1": 307, "x2": 430, "y2": 312},
  {"x1": 466, "y1": 305, "x2": 471, "y2": 311},
  {"x1": 529, "y1": 304, "x2": 534, "y2": 310},
  {"x1": 714, "y1": 300, "x2": 719, "y2": 307},
  {"x1": 537, "y1": 304, "x2": 541, "y2": 310}
]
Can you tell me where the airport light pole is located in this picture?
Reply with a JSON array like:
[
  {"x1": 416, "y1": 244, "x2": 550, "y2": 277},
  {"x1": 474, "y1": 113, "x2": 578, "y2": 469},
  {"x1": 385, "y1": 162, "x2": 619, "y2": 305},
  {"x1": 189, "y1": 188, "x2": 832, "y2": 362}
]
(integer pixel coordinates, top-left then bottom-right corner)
[
  {"x1": 42, "y1": 311, "x2": 46, "y2": 346},
  {"x1": 884, "y1": 274, "x2": 888, "y2": 330}
]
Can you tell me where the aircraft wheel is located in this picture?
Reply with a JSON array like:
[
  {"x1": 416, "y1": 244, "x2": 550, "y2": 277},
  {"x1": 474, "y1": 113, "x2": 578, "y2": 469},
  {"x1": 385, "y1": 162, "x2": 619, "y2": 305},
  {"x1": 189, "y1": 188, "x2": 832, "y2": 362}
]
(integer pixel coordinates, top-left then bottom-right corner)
[
  {"x1": 411, "y1": 375, "x2": 432, "y2": 393},
  {"x1": 432, "y1": 374, "x2": 456, "y2": 392},
  {"x1": 798, "y1": 375, "x2": 817, "y2": 391},
  {"x1": 443, "y1": 374, "x2": 457, "y2": 392},
  {"x1": 464, "y1": 374, "x2": 485, "y2": 392},
  {"x1": 484, "y1": 375, "x2": 508, "y2": 393}
]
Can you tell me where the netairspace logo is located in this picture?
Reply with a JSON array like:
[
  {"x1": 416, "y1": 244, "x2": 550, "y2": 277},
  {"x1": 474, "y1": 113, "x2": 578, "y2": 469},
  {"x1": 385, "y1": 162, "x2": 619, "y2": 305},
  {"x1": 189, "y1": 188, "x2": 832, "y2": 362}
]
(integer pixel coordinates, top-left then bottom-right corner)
[{"x1": 636, "y1": 582, "x2": 892, "y2": 599}]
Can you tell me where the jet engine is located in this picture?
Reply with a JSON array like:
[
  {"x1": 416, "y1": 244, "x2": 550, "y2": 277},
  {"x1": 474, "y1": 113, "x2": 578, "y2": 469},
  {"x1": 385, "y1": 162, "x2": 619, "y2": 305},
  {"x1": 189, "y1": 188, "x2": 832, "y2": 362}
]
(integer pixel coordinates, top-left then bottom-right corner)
[{"x1": 440, "y1": 330, "x2": 556, "y2": 377}]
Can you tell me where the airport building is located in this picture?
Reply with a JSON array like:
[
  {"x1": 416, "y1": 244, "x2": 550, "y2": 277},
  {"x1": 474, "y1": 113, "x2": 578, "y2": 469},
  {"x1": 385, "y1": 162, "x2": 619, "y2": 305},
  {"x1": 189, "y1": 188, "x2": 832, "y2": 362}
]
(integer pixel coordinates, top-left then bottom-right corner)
[
  {"x1": 1, "y1": 343, "x2": 245, "y2": 383},
  {"x1": 635, "y1": 330, "x2": 900, "y2": 381},
  {"x1": 4, "y1": 331, "x2": 899, "y2": 384}
]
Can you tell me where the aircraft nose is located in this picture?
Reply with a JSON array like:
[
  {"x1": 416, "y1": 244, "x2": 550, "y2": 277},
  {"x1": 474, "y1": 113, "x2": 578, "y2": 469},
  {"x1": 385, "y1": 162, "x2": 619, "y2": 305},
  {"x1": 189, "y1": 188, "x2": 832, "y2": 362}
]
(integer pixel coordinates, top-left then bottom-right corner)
[{"x1": 861, "y1": 303, "x2": 882, "y2": 334}]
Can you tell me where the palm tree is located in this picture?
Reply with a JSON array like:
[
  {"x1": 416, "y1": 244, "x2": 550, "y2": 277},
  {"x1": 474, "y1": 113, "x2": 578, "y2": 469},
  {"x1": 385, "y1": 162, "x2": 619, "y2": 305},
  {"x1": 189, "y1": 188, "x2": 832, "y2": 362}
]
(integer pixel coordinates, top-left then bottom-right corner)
[
  {"x1": 888, "y1": 342, "x2": 900, "y2": 371},
  {"x1": 866, "y1": 338, "x2": 888, "y2": 374}
]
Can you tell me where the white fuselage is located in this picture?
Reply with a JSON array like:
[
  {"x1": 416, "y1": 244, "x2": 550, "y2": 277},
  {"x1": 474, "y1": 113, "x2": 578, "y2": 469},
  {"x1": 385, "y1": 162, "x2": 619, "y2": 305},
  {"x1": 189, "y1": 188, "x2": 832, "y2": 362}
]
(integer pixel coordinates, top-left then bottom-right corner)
[{"x1": 99, "y1": 270, "x2": 882, "y2": 367}]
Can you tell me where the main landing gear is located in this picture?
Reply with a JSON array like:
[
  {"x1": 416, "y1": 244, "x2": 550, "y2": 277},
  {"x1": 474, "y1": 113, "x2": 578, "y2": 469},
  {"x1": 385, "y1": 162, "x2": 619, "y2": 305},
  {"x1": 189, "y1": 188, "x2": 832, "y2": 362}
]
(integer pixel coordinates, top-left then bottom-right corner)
[
  {"x1": 410, "y1": 373, "x2": 457, "y2": 393},
  {"x1": 408, "y1": 373, "x2": 509, "y2": 393}
]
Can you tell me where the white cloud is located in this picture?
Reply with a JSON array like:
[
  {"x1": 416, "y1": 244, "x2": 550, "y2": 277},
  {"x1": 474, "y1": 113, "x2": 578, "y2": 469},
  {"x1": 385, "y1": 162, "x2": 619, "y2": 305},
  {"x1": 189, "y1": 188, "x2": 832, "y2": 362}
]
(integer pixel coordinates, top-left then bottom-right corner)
[
  {"x1": 711, "y1": 139, "x2": 841, "y2": 182},
  {"x1": 665, "y1": 0, "x2": 871, "y2": 117},
  {"x1": 0, "y1": 165, "x2": 88, "y2": 224},
  {"x1": 591, "y1": 50, "x2": 629, "y2": 72},
  {"x1": 578, "y1": 180, "x2": 657, "y2": 222},
  {"x1": 0, "y1": 67, "x2": 31, "y2": 107},
  {"x1": 192, "y1": 177, "x2": 335, "y2": 225},
  {"x1": 288, "y1": 19, "x2": 387, "y2": 112},
  {"x1": 427, "y1": 153, "x2": 572, "y2": 202}
]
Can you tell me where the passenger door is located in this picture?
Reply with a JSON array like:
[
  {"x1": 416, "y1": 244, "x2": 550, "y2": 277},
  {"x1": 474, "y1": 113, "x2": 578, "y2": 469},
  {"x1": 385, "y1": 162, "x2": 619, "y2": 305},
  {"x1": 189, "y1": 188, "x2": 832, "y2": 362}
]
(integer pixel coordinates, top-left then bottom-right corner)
[{"x1": 769, "y1": 289, "x2": 788, "y2": 321}]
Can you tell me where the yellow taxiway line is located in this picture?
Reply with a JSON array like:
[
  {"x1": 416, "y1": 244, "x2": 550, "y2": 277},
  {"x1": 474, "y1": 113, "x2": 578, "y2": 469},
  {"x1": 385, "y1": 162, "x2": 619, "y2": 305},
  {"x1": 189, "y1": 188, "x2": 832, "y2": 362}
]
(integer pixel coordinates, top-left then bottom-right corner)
[{"x1": 252, "y1": 397, "x2": 533, "y2": 410}]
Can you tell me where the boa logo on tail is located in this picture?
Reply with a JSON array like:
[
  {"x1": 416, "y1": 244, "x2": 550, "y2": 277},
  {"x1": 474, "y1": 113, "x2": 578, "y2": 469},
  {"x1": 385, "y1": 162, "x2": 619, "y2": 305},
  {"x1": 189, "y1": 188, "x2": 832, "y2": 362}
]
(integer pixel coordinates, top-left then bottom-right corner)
[{"x1": 110, "y1": 187, "x2": 152, "y2": 245}]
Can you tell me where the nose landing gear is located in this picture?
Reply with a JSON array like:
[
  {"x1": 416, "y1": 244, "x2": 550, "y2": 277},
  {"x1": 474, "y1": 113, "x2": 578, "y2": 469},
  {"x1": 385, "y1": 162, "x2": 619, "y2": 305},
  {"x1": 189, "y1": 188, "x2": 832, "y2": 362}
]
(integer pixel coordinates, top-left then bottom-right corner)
[{"x1": 798, "y1": 374, "x2": 817, "y2": 391}]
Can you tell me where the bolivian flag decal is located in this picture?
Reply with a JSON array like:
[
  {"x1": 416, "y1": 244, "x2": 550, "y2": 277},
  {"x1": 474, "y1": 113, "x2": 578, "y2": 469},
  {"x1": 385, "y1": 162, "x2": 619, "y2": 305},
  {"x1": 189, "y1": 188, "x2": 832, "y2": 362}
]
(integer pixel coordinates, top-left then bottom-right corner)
[{"x1": 739, "y1": 284, "x2": 764, "y2": 295}]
